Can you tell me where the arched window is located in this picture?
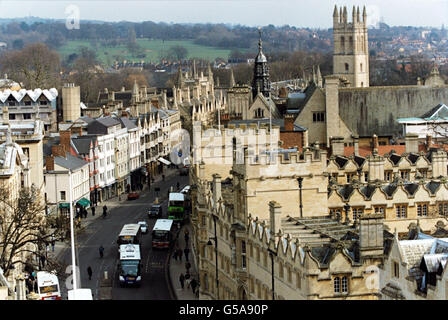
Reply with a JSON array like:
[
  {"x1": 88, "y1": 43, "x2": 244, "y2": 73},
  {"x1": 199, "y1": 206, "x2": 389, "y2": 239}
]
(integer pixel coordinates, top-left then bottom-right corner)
[
  {"x1": 345, "y1": 63, "x2": 349, "y2": 71},
  {"x1": 360, "y1": 63, "x2": 363, "y2": 72},
  {"x1": 340, "y1": 36, "x2": 345, "y2": 52}
]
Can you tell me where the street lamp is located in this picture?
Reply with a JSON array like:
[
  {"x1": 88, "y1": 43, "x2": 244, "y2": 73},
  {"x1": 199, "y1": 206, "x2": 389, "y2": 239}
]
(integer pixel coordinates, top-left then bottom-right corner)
[
  {"x1": 68, "y1": 169, "x2": 78, "y2": 294},
  {"x1": 297, "y1": 177, "x2": 303, "y2": 218},
  {"x1": 206, "y1": 214, "x2": 219, "y2": 299},
  {"x1": 344, "y1": 203, "x2": 351, "y2": 225}
]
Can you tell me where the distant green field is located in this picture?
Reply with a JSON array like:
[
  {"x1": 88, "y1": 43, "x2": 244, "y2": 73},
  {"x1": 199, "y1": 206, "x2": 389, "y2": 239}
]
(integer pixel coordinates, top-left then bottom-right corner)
[{"x1": 58, "y1": 39, "x2": 244, "y2": 65}]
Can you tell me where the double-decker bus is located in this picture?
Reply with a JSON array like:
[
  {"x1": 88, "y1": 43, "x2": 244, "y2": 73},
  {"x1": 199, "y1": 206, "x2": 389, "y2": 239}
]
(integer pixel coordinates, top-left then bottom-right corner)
[
  {"x1": 36, "y1": 271, "x2": 61, "y2": 300},
  {"x1": 168, "y1": 192, "x2": 185, "y2": 223},
  {"x1": 118, "y1": 244, "x2": 142, "y2": 287},
  {"x1": 151, "y1": 219, "x2": 174, "y2": 249},
  {"x1": 117, "y1": 224, "x2": 142, "y2": 253}
]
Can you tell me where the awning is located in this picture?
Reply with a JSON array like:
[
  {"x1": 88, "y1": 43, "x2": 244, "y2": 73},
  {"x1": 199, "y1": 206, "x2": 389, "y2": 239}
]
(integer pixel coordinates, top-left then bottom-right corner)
[
  {"x1": 158, "y1": 158, "x2": 171, "y2": 165},
  {"x1": 77, "y1": 198, "x2": 91, "y2": 207},
  {"x1": 59, "y1": 203, "x2": 70, "y2": 209}
]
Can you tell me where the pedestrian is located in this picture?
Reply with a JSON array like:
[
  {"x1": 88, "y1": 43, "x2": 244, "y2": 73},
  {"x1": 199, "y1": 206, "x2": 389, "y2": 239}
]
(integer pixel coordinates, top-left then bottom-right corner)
[
  {"x1": 162, "y1": 174, "x2": 165, "y2": 181},
  {"x1": 179, "y1": 273, "x2": 185, "y2": 289},
  {"x1": 91, "y1": 206, "x2": 95, "y2": 217},
  {"x1": 185, "y1": 274, "x2": 191, "y2": 289},
  {"x1": 190, "y1": 278, "x2": 198, "y2": 294},
  {"x1": 173, "y1": 249, "x2": 178, "y2": 261},
  {"x1": 185, "y1": 261, "x2": 191, "y2": 273},
  {"x1": 103, "y1": 205, "x2": 107, "y2": 218},
  {"x1": 184, "y1": 231, "x2": 189, "y2": 245},
  {"x1": 83, "y1": 208, "x2": 88, "y2": 218},
  {"x1": 177, "y1": 248, "x2": 183, "y2": 262},
  {"x1": 40, "y1": 255, "x2": 46, "y2": 268},
  {"x1": 177, "y1": 182, "x2": 180, "y2": 190},
  {"x1": 99, "y1": 245, "x2": 104, "y2": 258},
  {"x1": 184, "y1": 247, "x2": 190, "y2": 262},
  {"x1": 87, "y1": 266, "x2": 93, "y2": 280},
  {"x1": 51, "y1": 238, "x2": 55, "y2": 252}
]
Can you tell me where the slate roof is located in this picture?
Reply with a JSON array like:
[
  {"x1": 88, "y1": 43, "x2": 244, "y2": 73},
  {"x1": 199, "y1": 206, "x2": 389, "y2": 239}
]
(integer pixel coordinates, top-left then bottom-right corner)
[
  {"x1": 337, "y1": 184, "x2": 354, "y2": 201},
  {"x1": 389, "y1": 153, "x2": 402, "y2": 166},
  {"x1": 360, "y1": 185, "x2": 376, "y2": 199},
  {"x1": 404, "y1": 182, "x2": 419, "y2": 196},
  {"x1": 353, "y1": 155, "x2": 366, "y2": 168},
  {"x1": 71, "y1": 137, "x2": 93, "y2": 155},
  {"x1": 54, "y1": 152, "x2": 88, "y2": 171},
  {"x1": 382, "y1": 183, "x2": 398, "y2": 197},
  {"x1": 118, "y1": 117, "x2": 138, "y2": 130},
  {"x1": 334, "y1": 156, "x2": 349, "y2": 169},
  {"x1": 407, "y1": 153, "x2": 420, "y2": 165},
  {"x1": 426, "y1": 180, "x2": 441, "y2": 195}
]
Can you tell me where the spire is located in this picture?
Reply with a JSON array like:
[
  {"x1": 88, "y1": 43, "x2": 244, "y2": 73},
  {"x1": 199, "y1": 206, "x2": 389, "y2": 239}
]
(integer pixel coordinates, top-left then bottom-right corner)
[
  {"x1": 356, "y1": 6, "x2": 360, "y2": 23},
  {"x1": 352, "y1": 5, "x2": 356, "y2": 23},
  {"x1": 343, "y1": 6, "x2": 347, "y2": 23},
  {"x1": 363, "y1": 5, "x2": 367, "y2": 23},
  {"x1": 207, "y1": 62, "x2": 213, "y2": 84},
  {"x1": 229, "y1": 68, "x2": 236, "y2": 87},
  {"x1": 317, "y1": 65, "x2": 322, "y2": 87},
  {"x1": 312, "y1": 65, "x2": 316, "y2": 84},
  {"x1": 132, "y1": 79, "x2": 138, "y2": 95},
  {"x1": 333, "y1": 5, "x2": 339, "y2": 25},
  {"x1": 339, "y1": 7, "x2": 343, "y2": 23}
]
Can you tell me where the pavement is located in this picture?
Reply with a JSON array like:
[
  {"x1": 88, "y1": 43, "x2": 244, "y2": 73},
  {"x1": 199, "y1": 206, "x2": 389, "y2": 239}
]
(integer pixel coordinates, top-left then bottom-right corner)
[{"x1": 168, "y1": 221, "x2": 199, "y2": 300}]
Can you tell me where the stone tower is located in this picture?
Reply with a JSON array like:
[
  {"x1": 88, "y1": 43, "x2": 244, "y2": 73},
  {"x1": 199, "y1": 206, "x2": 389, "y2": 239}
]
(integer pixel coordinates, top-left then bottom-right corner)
[
  {"x1": 333, "y1": 5, "x2": 369, "y2": 88},
  {"x1": 252, "y1": 29, "x2": 271, "y2": 99},
  {"x1": 61, "y1": 83, "x2": 81, "y2": 122}
]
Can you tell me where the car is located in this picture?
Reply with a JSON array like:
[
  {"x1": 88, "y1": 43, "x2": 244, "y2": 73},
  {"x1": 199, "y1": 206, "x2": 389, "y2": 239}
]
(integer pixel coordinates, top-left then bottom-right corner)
[
  {"x1": 179, "y1": 166, "x2": 189, "y2": 176},
  {"x1": 127, "y1": 192, "x2": 139, "y2": 200},
  {"x1": 138, "y1": 221, "x2": 148, "y2": 234},
  {"x1": 148, "y1": 204, "x2": 162, "y2": 218},
  {"x1": 180, "y1": 185, "x2": 190, "y2": 194}
]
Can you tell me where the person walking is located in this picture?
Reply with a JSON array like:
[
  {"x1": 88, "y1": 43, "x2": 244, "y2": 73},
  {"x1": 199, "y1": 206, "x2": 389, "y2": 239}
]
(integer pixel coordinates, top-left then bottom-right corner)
[
  {"x1": 185, "y1": 273, "x2": 191, "y2": 289},
  {"x1": 177, "y1": 248, "x2": 183, "y2": 262},
  {"x1": 51, "y1": 238, "x2": 55, "y2": 252},
  {"x1": 184, "y1": 247, "x2": 190, "y2": 262},
  {"x1": 179, "y1": 273, "x2": 185, "y2": 289},
  {"x1": 91, "y1": 206, "x2": 95, "y2": 217},
  {"x1": 99, "y1": 245, "x2": 104, "y2": 258},
  {"x1": 103, "y1": 205, "x2": 107, "y2": 218},
  {"x1": 185, "y1": 261, "x2": 191, "y2": 273},
  {"x1": 162, "y1": 174, "x2": 165, "y2": 181},
  {"x1": 190, "y1": 278, "x2": 198, "y2": 295},
  {"x1": 173, "y1": 249, "x2": 178, "y2": 261},
  {"x1": 87, "y1": 266, "x2": 93, "y2": 280},
  {"x1": 177, "y1": 182, "x2": 180, "y2": 190},
  {"x1": 184, "y1": 231, "x2": 189, "y2": 245}
]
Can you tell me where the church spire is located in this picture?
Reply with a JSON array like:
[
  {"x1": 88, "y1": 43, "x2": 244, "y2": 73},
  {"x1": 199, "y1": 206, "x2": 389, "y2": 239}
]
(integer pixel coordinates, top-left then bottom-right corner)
[{"x1": 229, "y1": 68, "x2": 235, "y2": 87}]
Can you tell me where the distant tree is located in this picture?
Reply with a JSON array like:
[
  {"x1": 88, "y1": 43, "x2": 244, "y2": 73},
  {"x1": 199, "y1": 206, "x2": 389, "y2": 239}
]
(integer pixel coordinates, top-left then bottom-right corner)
[
  {"x1": 12, "y1": 39, "x2": 24, "y2": 50},
  {"x1": 46, "y1": 31, "x2": 66, "y2": 49},
  {"x1": 0, "y1": 43, "x2": 61, "y2": 89},
  {"x1": 167, "y1": 45, "x2": 188, "y2": 61}
]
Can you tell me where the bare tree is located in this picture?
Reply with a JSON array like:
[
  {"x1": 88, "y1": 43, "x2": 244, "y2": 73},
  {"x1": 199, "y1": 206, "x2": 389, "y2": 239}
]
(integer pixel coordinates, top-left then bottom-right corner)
[
  {"x1": 0, "y1": 185, "x2": 59, "y2": 276},
  {"x1": 0, "y1": 43, "x2": 61, "y2": 89}
]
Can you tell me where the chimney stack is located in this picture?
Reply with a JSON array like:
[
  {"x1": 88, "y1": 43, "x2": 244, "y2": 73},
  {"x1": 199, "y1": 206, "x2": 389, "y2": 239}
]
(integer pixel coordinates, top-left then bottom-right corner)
[
  {"x1": 51, "y1": 145, "x2": 66, "y2": 158},
  {"x1": 330, "y1": 136, "x2": 345, "y2": 156},
  {"x1": 284, "y1": 113, "x2": 295, "y2": 131},
  {"x1": 405, "y1": 133, "x2": 419, "y2": 153},
  {"x1": 45, "y1": 155, "x2": 54, "y2": 171},
  {"x1": 359, "y1": 213, "x2": 384, "y2": 260},
  {"x1": 352, "y1": 135, "x2": 359, "y2": 156},
  {"x1": 60, "y1": 130, "x2": 71, "y2": 154},
  {"x1": 269, "y1": 201, "x2": 282, "y2": 237},
  {"x1": 212, "y1": 174, "x2": 222, "y2": 207},
  {"x1": 372, "y1": 134, "x2": 379, "y2": 154},
  {"x1": 426, "y1": 134, "x2": 433, "y2": 150}
]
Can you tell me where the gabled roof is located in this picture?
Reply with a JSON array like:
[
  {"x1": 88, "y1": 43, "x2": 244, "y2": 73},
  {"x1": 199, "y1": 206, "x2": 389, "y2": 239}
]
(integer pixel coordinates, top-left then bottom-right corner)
[
  {"x1": 71, "y1": 138, "x2": 93, "y2": 155},
  {"x1": 403, "y1": 182, "x2": 419, "y2": 196},
  {"x1": 118, "y1": 117, "x2": 138, "y2": 130},
  {"x1": 420, "y1": 103, "x2": 448, "y2": 119},
  {"x1": 54, "y1": 152, "x2": 88, "y2": 171}
]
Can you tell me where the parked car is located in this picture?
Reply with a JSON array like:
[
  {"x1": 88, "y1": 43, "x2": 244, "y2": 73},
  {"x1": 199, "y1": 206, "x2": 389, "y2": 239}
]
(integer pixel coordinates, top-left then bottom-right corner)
[
  {"x1": 127, "y1": 192, "x2": 139, "y2": 200},
  {"x1": 138, "y1": 221, "x2": 148, "y2": 234},
  {"x1": 148, "y1": 204, "x2": 162, "y2": 218}
]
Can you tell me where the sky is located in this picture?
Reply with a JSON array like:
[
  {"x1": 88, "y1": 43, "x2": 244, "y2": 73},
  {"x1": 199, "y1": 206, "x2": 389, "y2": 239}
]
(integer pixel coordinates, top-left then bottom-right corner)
[{"x1": 1, "y1": 0, "x2": 448, "y2": 28}]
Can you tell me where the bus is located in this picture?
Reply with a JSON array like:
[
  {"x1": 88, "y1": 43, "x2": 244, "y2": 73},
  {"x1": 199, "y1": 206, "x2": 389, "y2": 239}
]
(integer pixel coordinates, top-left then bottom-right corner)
[
  {"x1": 117, "y1": 224, "x2": 142, "y2": 253},
  {"x1": 152, "y1": 219, "x2": 175, "y2": 249},
  {"x1": 118, "y1": 244, "x2": 142, "y2": 287},
  {"x1": 36, "y1": 271, "x2": 61, "y2": 300},
  {"x1": 168, "y1": 192, "x2": 186, "y2": 223}
]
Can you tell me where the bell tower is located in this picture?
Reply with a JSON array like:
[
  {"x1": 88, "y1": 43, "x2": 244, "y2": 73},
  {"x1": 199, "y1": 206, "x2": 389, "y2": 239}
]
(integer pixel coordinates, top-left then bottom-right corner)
[
  {"x1": 333, "y1": 5, "x2": 369, "y2": 88},
  {"x1": 252, "y1": 28, "x2": 271, "y2": 99}
]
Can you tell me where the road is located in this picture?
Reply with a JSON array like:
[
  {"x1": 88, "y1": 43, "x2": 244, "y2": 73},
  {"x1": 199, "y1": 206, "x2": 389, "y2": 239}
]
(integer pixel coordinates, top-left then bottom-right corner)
[{"x1": 58, "y1": 173, "x2": 189, "y2": 300}]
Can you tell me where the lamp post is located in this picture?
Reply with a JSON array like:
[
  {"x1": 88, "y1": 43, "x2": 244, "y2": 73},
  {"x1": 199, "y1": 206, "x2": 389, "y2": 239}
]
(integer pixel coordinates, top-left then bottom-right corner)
[
  {"x1": 68, "y1": 169, "x2": 78, "y2": 295},
  {"x1": 344, "y1": 203, "x2": 351, "y2": 225},
  {"x1": 297, "y1": 177, "x2": 303, "y2": 218},
  {"x1": 207, "y1": 214, "x2": 219, "y2": 299},
  {"x1": 267, "y1": 245, "x2": 277, "y2": 300}
]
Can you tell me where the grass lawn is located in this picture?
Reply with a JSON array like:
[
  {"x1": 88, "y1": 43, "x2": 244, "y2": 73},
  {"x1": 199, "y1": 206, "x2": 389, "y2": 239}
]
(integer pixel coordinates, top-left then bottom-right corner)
[{"x1": 58, "y1": 39, "x2": 245, "y2": 66}]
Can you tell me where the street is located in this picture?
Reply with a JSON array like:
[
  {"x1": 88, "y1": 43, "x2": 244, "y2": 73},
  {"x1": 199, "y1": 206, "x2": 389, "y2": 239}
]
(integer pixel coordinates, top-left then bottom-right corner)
[{"x1": 58, "y1": 172, "x2": 189, "y2": 300}]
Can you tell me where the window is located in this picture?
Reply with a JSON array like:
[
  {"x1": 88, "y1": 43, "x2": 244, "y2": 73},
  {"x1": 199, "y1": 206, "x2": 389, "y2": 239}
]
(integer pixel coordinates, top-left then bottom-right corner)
[
  {"x1": 360, "y1": 63, "x2": 363, "y2": 72},
  {"x1": 393, "y1": 261, "x2": 399, "y2": 278},
  {"x1": 278, "y1": 261, "x2": 284, "y2": 279},
  {"x1": 384, "y1": 171, "x2": 392, "y2": 182},
  {"x1": 23, "y1": 113, "x2": 31, "y2": 120},
  {"x1": 340, "y1": 36, "x2": 345, "y2": 50},
  {"x1": 256, "y1": 247, "x2": 260, "y2": 262},
  {"x1": 334, "y1": 276, "x2": 349, "y2": 294},
  {"x1": 352, "y1": 207, "x2": 363, "y2": 220},
  {"x1": 334, "y1": 277, "x2": 341, "y2": 293},
  {"x1": 374, "y1": 206, "x2": 385, "y2": 215},
  {"x1": 345, "y1": 63, "x2": 349, "y2": 71},
  {"x1": 439, "y1": 202, "x2": 448, "y2": 216},
  {"x1": 417, "y1": 203, "x2": 428, "y2": 217},
  {"x1": 40, "y1": 100, "x2": 48, "y2": 105},
  {"x1": 287, "y1": 267, "x2": 292, "y2": 283},
  {"x1": 60, "y1": 191, "x2": 66, "y2": 201},
  {"x1": 241, "y1": 240, "x2": 247, "y2": 269},
  {"x1": 346, "y1": 173, "x2": 356, "y2": 183},
  {"x1": 312, "y1": 112, "x2": 325, "y2": 122},
  {"x1": 400, "y1": 170, "x2": 410, "y2": 180},
  {"x1": 417, "y1": 169, "x2": 428, "y2": 178},
  {"x1": 9, "y1": 114, "x2": 15, "y2": 120},
  {"x1": 395, "y1": 205, "x2": 407, "y2": 219},
  {"x1": 364, "y1": 172, "x2": 369, "y2": 182},
  {"x1": 263, "y1": 252, "x2": 267, "y2": 268},
  {"x1": 24, "y1": 101, "x2": 31, "y2": 106}
]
